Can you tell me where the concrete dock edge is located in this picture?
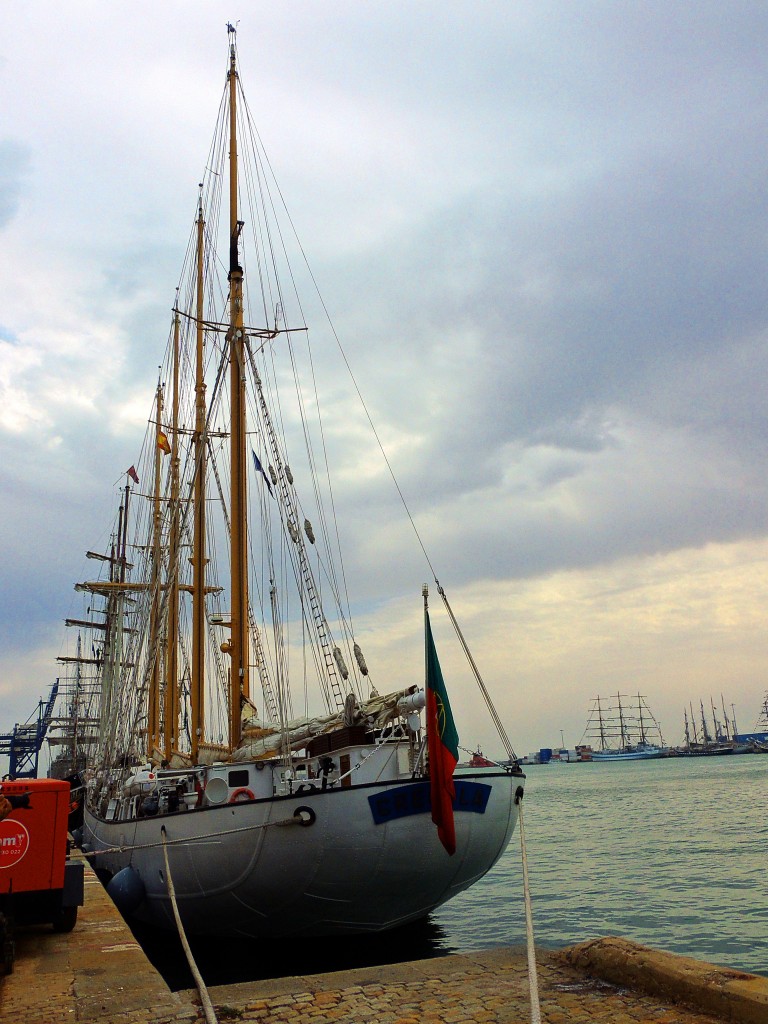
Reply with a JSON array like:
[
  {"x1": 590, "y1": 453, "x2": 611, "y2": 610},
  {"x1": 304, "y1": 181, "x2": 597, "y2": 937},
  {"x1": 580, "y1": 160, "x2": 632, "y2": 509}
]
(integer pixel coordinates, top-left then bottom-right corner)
[
  {"x1": 562, "y1": 936, "x2": 768, "y2": 1024},
  {"x1": 5, "y1": 857, "x2": 768, "y2": 1023}
]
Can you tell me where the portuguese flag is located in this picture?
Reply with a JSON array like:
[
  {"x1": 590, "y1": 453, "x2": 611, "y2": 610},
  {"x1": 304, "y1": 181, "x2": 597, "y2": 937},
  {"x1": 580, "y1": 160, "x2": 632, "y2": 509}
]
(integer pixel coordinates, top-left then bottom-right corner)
[{"x1": 425, "y1": 610, "x2": 459, "y2": 855}]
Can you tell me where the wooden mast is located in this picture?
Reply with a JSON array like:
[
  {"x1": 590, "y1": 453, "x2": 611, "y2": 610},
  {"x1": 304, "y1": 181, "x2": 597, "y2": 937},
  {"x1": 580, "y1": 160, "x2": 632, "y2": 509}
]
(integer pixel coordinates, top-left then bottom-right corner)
[
  {"x1": 164, "y1": 310, "x2": 181, "y2": 759},
  {"x1": 190, "y1": 190, "x2": 207, "y2": 762},
  {"x1": 147, "y1": 385, "x2": 164, "y2": 758},
  {"x1": 227, "y1": 35, "x2": 249, "y2": 748}
]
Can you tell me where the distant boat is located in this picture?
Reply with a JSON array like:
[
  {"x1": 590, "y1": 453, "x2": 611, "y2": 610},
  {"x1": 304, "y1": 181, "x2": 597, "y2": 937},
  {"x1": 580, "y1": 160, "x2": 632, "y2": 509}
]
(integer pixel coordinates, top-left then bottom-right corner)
[
  {"x1": 581, "y1": 694, "x2": 666, "y2": 761},
  {"x1": 743, "y1": 691, "x2": 768, "y2": 751},
  {"x1": 48, "y1": 631, "x2": 101, "y2": 782},
  {"x1": 682, "y1": 698, "x2": 754, "y2": 756},
  {"x1": 590, "y1": 742, "x2": 664, "y2": 762},
  {"x1": 755, "y1": 691, "x2": 768, "y2": 732}
]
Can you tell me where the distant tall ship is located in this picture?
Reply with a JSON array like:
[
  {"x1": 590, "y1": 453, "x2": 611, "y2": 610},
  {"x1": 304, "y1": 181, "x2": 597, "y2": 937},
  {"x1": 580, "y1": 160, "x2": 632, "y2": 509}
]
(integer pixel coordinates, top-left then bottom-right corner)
[
  {"x1": 740, "y1": 691, "x2": 768, "y2": 752},
  {"x1": 581, "y1": 694, "x2": 665, "y2": 760},
  {"x1": 682, "y1": 696, "x2": 752, "y2": 755},
  {"x1": 753, "y1": 692, "x2": 768, "y2": 734},
  {"x1": 48, "y1": 632, "x2": 102, "y2": 781}
]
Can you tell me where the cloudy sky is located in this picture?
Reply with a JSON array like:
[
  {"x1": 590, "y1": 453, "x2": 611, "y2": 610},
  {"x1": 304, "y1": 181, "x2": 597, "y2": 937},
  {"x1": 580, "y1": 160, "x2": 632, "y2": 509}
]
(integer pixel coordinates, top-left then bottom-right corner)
[{"x1": 2, "y1": 1, "x2": 768, "y2": 764}]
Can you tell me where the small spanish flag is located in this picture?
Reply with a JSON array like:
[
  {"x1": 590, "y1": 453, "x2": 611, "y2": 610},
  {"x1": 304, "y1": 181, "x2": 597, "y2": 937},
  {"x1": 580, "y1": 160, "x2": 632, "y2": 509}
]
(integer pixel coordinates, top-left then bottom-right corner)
[{"x1": 158, "y1": 430, "x2": 171, "y2": 455}]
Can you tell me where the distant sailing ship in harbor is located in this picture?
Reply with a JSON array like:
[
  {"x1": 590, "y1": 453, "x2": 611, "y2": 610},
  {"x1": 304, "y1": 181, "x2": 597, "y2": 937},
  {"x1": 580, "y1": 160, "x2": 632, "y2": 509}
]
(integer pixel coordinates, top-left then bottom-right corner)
[
  {"x1": 48, "y1": 631, "x2": 102, "y2": 781},
  {"x1": 580, "y1": 693, "x2": 666, "y2": 761},
  {"x1": 742, "y1": 690, "x2": 768, "y2": 751},
  {"x1": 687, "y1": 690, "x2": 768, "y2": 754},
  {"x1": 682, "y1": 696, "x2": 754, "y2": 755}
]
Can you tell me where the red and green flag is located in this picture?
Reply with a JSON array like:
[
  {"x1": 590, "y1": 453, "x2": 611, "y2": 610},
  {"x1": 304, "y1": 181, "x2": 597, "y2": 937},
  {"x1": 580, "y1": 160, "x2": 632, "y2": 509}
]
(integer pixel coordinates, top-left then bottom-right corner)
[{"x1": 425, "y1": 610, "x2": 459, "y2": 855}]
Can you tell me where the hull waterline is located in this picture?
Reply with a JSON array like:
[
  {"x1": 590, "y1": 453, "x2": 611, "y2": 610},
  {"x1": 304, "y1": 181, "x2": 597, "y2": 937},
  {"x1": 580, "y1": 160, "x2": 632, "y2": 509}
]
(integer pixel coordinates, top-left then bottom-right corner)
[{"x1": 590, "y1": 749, "x2": 663, "y2": 761}]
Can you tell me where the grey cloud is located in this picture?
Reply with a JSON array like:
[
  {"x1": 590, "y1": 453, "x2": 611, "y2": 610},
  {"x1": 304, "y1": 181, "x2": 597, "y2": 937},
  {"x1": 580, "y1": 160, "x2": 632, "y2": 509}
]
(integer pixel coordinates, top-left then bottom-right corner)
[{"x1": 3, "y1": 3, "x2": 768, "y2": 733}]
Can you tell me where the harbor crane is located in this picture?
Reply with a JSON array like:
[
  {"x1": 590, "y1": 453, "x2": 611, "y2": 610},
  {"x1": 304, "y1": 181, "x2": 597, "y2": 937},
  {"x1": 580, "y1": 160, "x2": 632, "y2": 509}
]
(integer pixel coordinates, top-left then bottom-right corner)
[{"x1": 0, "y1": 681, "x2": 59, "y2": 778}]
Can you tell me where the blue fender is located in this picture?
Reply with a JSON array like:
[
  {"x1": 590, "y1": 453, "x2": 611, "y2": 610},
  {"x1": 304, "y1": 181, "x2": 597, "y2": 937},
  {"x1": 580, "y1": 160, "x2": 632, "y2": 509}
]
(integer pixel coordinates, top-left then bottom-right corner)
[{"x1": 106, "y1": 866, "x2": 146, "y2": 915}]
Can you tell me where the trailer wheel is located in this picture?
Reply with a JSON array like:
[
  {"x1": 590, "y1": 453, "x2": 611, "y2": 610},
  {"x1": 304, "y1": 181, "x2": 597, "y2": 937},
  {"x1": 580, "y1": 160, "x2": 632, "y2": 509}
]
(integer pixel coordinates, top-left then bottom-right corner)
[{"x1": 52, "y1": 905, "x2": 78, "y2": 933}]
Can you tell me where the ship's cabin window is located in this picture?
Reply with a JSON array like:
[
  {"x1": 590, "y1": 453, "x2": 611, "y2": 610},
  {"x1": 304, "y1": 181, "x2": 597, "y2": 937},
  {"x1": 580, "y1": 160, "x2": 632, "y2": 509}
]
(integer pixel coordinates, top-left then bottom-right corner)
[{"x1": 228, "y1": 769, "x2": 250, "y2": 788}]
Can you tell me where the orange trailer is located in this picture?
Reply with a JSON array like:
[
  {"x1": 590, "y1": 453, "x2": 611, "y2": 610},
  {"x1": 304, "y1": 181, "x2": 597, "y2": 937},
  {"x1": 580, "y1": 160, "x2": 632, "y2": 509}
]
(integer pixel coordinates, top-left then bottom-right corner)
[{"x1": 0, "y1": 778, "x2": 84, "y2": 972}]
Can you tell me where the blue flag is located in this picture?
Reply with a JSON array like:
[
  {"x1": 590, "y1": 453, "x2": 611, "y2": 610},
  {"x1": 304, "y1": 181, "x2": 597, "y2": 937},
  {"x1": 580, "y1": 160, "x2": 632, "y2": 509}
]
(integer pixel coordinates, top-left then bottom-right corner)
[{"x1": 251, "y1": 450, "x2": 274, "y2": 497}]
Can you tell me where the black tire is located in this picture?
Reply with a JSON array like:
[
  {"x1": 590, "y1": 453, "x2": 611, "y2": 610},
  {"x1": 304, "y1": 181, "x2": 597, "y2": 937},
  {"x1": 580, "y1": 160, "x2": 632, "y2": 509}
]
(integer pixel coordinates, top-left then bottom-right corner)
[{"x1": 52, "y1": 904, "x2": 78, "y2": 933}]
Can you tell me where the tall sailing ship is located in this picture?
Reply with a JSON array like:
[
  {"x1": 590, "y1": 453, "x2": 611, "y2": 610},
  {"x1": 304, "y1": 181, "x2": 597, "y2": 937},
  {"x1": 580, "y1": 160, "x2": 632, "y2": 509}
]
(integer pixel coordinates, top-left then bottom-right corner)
[
  {"x1": 751, "y1": 692, "x2": 768, "y2": 748},
  {"x1": 76, "y1": 32, "x2": 525, "y2": 939},
  {"x1": 681, "y1": 696, "x2": 752, "y2": 755},
  {"x1": 48, "y1": 631, "x2": 104, "y2": 781},
  {"x1": 581, "y1": 693, "x2": 665, "y2": 760}
]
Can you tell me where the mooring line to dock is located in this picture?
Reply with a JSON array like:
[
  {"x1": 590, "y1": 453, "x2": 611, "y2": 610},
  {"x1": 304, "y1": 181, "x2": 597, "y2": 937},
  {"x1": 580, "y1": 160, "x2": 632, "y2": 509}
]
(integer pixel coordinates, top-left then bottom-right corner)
[
  {"x1": 78, "y1": 811, "x2": 304, "y2": 857},
  {"x1": 515, "y1": 786, "x2": 541, "y2": 1024},
  {"x1": 160, "y1": 825, "x2": 218, "y2": 1024}
]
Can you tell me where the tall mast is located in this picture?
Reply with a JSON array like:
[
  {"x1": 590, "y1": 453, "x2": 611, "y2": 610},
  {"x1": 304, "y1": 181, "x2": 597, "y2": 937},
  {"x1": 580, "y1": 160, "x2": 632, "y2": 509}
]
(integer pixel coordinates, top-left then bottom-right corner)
[
  {"x1": 617, "y1": 693, "x2": 627, "y2": 748},
  {"x1": 596, "y1": 696, "x2": 606, "y2": 751},
  {"x1": 164, "y1": 311, "x2": 181, "y2": 759},
  {"x1": 637, "y1": 692, "x2": 646, "y2": 744},
  {"x1": 99, "y1": 487, "x2": 127, "y2": 747},
  {"x1": 689, "y1": 701, "x2": 699, "y2": 745},
  {"x1": 191, "y1": 190, "x2": 208, "y2": 762},
  {"x1": 147, "y1": 384, "x2": 164, "y2": 759},
  {"x1": 710, "y1": 695, "x2": 720, "y2": 740},
  {"x1": 227, "y1": 33, "x2": 249, "y2": 748},
  {"x1": 700, "y1": 699, "x2": 710, "y2": 743}
]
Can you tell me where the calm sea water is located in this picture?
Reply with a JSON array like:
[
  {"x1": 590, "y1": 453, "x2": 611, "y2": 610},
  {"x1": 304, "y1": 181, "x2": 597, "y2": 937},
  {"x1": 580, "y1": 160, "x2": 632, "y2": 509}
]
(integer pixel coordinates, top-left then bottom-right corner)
[
  {"x1": 135, "y1": 755, "x2": 767, "y2": 989},
  {"x1": 436, "y1": 754, "x2": 768, "y2": 977}
]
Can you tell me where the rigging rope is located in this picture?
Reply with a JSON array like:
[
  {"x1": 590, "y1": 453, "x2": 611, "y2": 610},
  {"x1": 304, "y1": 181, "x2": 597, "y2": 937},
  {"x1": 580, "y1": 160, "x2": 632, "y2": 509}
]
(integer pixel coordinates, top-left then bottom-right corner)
[
  {"x1": 278, "y1": 224, "x2": 518, "y2": 757},
  {"x1": 515, "y1": 787, "x2": 541, "y2": 1024},
  {"x1": 438, "y1": 586, "x2": 516, "y2": 760},
  {"x1": 161, "y1": 826, "x2": 218, "y2": 1024}
]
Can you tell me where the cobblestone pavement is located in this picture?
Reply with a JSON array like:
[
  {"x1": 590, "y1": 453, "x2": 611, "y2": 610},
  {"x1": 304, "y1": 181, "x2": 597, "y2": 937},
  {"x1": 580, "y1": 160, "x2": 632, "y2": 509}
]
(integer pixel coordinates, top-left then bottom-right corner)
[
  {"x1": 199, "y1": 948, "x2": 726, "y2": 1024},
  {"x1": 0, "y1": 865, "x2": 196, "y2": 1024},
  {"x1": 0, "y1": 861, "x2": 743, "y2": 1024}
]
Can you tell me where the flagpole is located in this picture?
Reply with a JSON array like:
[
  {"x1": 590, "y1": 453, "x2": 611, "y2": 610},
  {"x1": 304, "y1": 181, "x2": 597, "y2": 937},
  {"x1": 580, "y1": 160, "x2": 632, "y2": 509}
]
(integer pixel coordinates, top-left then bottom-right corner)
[{"x1": 422, "y1": 583, "x2": 429, "y2": 685}]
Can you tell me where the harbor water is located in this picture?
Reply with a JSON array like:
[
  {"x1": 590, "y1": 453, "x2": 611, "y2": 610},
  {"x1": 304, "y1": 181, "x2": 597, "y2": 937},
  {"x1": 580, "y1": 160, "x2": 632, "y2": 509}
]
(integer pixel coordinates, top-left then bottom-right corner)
[
  {"x1": 438, "y1": 752, "x2": 767, "y2": 977},
  {"x1": 133, "y1": 754, "x2": 767, "y2": 988}
]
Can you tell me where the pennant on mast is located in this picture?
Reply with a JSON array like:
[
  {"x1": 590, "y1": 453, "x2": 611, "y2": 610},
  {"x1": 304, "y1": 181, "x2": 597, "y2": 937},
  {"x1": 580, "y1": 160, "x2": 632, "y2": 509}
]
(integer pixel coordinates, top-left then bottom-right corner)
[{"x1": 251, "y1": 450, "x2": 274, "y2": 496}]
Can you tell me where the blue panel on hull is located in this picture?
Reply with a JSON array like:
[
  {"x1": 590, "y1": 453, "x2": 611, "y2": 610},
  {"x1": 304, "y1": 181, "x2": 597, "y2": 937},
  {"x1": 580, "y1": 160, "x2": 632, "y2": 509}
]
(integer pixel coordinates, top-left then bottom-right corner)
[{"x1": 367, "y1": 781, "x2": 491, "y2": 825}]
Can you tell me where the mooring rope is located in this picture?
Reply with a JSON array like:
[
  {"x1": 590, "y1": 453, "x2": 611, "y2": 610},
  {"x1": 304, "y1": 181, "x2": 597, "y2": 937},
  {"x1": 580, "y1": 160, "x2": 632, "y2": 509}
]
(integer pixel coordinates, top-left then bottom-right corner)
[
  {"x1": 515, "y1": 786, "x2": 541, "y2": 1024},
  {"x1": 160, "y1": 826, "x2": 218, "y2": 1024},
  {"x1": 78, "y1": 812, "x2": 301, "y2": 858}
]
